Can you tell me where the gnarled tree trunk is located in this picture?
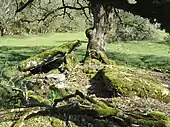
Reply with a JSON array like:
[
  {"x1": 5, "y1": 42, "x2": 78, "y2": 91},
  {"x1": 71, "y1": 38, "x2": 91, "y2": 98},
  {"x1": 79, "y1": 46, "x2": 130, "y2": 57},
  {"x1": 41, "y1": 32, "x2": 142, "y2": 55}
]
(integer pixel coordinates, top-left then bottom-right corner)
[{"x1": 84, "y1": 3, "x2": 113, "y2": 64}]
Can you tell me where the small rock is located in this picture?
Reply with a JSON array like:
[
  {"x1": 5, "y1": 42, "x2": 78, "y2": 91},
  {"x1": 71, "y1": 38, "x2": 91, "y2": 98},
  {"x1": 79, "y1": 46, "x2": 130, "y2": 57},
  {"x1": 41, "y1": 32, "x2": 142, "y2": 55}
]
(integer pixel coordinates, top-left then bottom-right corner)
[{"x1": 46, "y1": 74, "x2": 65, "y2": 81}]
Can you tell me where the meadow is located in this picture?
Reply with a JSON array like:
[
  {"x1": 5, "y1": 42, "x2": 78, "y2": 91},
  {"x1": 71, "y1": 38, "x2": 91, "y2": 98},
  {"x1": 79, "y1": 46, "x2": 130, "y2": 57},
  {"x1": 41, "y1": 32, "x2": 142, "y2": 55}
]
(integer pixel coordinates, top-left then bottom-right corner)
[{"x1": 0, "y1": 32, "x2": 170, "y2": 72}]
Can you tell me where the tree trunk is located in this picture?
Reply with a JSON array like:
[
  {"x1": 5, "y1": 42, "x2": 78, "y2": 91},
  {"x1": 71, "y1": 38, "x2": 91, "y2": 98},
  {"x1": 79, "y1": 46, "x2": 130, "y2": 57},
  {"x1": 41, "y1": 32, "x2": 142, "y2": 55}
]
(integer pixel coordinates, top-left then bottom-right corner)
[
  {"x1": 0, "y1": 27, "x2": 4, "y2": 36},
  {"x1": 84, "y1": 3, "x2": 113, "y2": 64}
]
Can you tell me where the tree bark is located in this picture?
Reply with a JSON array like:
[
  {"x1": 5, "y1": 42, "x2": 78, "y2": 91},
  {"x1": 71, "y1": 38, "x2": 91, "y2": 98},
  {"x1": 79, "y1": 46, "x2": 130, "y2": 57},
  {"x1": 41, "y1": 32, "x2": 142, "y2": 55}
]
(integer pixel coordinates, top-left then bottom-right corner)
[
  {"x1": 84, "y1": 3, "x2": 113, "y2": 64},
  {"x1": 0, "y1": 26, "x2": 4, "y2": 36},
  {"x1": 0, "y1": 28, "x2": 4, "y2": 36}
]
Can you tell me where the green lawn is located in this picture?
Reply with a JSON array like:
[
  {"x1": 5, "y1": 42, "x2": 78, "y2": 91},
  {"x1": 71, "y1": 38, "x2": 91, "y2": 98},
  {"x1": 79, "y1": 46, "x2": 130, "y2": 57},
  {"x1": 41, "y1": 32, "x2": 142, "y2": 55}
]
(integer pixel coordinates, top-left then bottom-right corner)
[
  {"x1": 0, "y1": 32, "x2": 169, "y2": 71},
  {"x1": 0, "y1": 32, "x2": 86, "y2": 46},
  {"x1": 106, "y1": 42, "x2": 170, "y2": 70}
]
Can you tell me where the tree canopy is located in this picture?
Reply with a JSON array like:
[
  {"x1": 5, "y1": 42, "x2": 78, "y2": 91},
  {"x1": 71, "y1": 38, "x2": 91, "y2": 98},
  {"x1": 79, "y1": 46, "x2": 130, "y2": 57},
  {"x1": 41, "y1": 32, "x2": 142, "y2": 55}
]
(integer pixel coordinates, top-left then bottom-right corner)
[
  {"x1": 15, "y1": 0, "x2": 170, "y2": 32},
  {"x1": 89, "y1": 0, "x2": 170, "y2": 32}
]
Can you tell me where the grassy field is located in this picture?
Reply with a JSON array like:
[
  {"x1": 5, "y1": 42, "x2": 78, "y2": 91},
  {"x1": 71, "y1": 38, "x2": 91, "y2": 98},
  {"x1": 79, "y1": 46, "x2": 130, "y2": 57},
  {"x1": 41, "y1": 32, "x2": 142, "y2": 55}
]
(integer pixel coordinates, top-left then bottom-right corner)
[
  {"x1": 0, "y1": 32, "x2": 170, "y2": 71},
  {"x1": 107, "y1": 42, "x2": 170, "y2": 70}
]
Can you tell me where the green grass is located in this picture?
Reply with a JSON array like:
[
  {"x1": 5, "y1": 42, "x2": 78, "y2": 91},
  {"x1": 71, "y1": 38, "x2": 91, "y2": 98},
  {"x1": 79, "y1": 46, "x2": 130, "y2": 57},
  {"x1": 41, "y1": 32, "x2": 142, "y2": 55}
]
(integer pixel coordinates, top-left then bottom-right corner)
[
  {"x1": 106, "y1": 42, "x2": 170, "y2": 70},
  {"x1": 0, "y1": 32, "x2": 170, "y2": 71},
  {"x1": 0, "y1": 32, "x2": 86, "y2": 46}
]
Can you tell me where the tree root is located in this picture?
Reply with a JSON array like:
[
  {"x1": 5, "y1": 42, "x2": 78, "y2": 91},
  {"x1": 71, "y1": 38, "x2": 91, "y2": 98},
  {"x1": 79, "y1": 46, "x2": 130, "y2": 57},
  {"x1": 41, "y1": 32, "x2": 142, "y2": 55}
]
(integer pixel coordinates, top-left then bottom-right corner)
[{"x1": 10, "y1": 90, "x2": 170, "y2": 127}]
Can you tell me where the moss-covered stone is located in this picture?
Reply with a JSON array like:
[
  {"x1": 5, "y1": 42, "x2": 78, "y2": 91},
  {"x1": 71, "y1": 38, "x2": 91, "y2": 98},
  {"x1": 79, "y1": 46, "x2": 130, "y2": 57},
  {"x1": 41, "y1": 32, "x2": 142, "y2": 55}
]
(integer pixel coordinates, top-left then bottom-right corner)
[
  {"x1": 28, "y1": 91, "x2": 51, "y2": 105},
  {"x1": 15, "y1": 115, "x2": 63, "y2": 127},
  {"x1": 83, "y1": 58, "x2": 104, "y2": 78},
  {"x1": 19, "y1": 40, "x2": 81, "y2": 72},
  {"x1": 2, "y1": 66, "x2": 30, "y2": 79},
  {"x1": 99, "y1": 66, "x2": 170, "y2": 102},
  {"x1": 65, "y1": 53, "x2": 79, "y2": 71}
]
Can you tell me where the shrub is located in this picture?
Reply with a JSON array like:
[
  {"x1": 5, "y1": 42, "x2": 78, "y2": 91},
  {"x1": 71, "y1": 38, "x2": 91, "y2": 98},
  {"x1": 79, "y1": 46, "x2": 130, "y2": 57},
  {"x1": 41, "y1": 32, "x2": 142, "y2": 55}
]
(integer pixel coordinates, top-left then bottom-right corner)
[{"x1": 107, "y1": 10, "x2": 168, "y2": 42}]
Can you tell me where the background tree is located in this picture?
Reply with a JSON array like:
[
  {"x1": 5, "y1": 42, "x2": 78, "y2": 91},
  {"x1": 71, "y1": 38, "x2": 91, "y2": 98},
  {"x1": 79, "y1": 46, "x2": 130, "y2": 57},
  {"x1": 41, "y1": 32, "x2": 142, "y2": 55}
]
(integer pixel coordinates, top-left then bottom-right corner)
[
  {"x1": 107, "y1": 10, "x2": 167, "y2": 42},
  {"x1": 0, "y1": 0, "x2": 16, "y2": 36}
]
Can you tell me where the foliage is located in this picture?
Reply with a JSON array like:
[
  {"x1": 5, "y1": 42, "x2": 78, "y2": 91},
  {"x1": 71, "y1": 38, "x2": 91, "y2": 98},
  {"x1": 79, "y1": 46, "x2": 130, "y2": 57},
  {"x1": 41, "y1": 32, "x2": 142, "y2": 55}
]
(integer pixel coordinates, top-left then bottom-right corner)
[{"x1": 107, "y1": 10, "x2": 168, "y2": 42}]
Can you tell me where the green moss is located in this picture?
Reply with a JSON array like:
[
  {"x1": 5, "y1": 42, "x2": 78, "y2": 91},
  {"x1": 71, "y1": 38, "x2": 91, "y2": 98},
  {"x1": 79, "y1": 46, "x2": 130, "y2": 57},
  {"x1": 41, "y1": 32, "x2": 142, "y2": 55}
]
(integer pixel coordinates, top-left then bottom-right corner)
[
  {"x1": 2, "y1": 66, "x2": 30, "y2": 79},
  {"x1": 117, "y1": 111, "x2": 170, "y2": 127},
  {"x1": 101, "y1": 66, "x2": 170, "y2": 102},
  {"x1": 99, "y1": 51, "x2": 110, "y2": 64},
  {"x1": 85, "y1": 50, "x2": 110, "y2": 64},
  {"x1": 83, "y1": 65, "x2": 97, "y2": 77},
  {"x1": 29, "y1": 94, "x2": 51, "y2": 104},
  {"x1": 47, "y1": 69, "x2": 60, "y2": 74},
  {"x1": 48, "y1": 88, "x2": 69, "y2": 101},
  {"x1": 83, "y1": 58, "x2": 103, "y2": 78},
  {"x1": 56, "y1": 104, "x2": 119, "y2": 118},
  {"x1": 135, "y1": 112, "x2": 170, "y2": 127},
  {"x1": 84, "y1": 58, "x2": 101, "y2": 65},
  {"x1": 0, "y1": 122, "x2": 13, "y2": 127},
  {"x1": 65, "y1": 53, "x2": 79, "y2": 71},
  {"x1": 147, "y1": 111, "x2": 170, "y2": 121},
  {"x1": 28, "y1": 90, "x2": 51, "y2": 105},
  {"x1": 22, "y1": 116, "x2": 63, "y2": 127},
  {"x1": 136, "y1": 119, "x2": 167, "y2": 127},
  {"x1": 51, "y1": 118, "x2": 63, "y2": 127},
  {"x1": 19, "y1": 40, "x2": 81, "y2": 72},
  {"x1": 95, "y1": 107, "x2": 119, "y2": 117}
]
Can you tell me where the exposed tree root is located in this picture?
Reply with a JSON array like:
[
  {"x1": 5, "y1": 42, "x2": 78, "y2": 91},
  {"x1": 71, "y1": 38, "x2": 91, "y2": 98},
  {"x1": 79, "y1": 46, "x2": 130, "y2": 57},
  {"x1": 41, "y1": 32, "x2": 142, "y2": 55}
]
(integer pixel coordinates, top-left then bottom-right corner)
[{"x1": 9, "y1": 90, "x2": 170, "y2": 127}]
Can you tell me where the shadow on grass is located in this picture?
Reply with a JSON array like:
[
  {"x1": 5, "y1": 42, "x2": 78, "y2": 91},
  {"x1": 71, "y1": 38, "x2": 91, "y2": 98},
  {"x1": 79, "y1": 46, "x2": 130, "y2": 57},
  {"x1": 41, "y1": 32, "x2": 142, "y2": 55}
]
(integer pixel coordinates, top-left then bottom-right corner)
[
  {"x1": 0, "y1": 45, "x2": 86, "y2": 70},
  {"x1": 0, "y1": 45, "x2": 169, "y2": 71},
  {"x1": 107, "y1": 51, "x2": 170, "y2": 70},
  {"x1": 0, "y1": 46, "x2": 51, "y2": 69}
]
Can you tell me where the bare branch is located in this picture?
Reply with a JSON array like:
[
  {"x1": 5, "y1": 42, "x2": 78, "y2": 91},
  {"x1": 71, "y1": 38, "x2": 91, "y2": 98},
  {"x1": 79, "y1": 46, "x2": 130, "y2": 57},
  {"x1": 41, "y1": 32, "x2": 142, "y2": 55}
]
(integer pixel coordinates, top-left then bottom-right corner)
[
  {"x1": 114, "y1": 7, "x2": 122, "y2": 23},
  {"x1": 15, "y1": 0, "x2": 34, "y2": 13},
  {"x1": 58, "y1": 5, "x2": 89, "y2": 10},
  {"x1": 32, "y1": 4, "x2": 90, "y2": 22},
  {"x1": 77, "y1": 0, "x2": 91, "y2": 22},
  {"x1": 15, "y1": 0, "x2": 19, "y2": 11},
  {"x1": 62, "y1": 0, "x2": 67, "y2": 17}
]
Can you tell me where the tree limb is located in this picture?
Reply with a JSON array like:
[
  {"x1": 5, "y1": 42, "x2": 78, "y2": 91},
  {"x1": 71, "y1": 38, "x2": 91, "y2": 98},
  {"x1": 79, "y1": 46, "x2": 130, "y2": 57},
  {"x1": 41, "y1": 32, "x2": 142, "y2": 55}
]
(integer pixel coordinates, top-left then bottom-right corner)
[{"x1": 15, "y1": 0, "x2": 34, "y2": 13}]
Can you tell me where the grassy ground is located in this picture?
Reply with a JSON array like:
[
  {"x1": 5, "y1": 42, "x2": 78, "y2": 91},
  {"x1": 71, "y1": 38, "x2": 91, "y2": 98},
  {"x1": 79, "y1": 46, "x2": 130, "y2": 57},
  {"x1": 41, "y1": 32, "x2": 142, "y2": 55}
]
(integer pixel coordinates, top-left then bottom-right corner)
[
  {"x1": 106, "y1": 42, "x2": 170, "y2": 70},
  {"x1": 0, "y1": 32, "x2": 169, "y2": 71}
]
